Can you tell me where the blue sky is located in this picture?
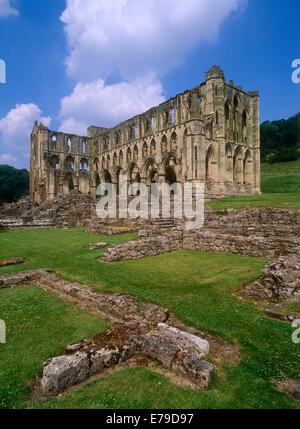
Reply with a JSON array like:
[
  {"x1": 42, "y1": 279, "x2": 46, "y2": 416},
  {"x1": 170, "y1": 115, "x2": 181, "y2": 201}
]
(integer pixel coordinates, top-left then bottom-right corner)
[{"x1": 0, "y1": 0, "x2": 299, "y2": 169}]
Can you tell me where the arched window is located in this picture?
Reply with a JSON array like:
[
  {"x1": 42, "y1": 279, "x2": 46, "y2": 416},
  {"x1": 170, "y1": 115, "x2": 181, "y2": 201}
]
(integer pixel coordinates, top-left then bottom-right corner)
[
  {"x1": 151, "y1": 139, "x2": 156, "y2": 154},
  {"x1": 65, "y1": 156, "x2": 74, "y2": 170},
  {"x1": 242, "y1": 110, "x2": 247, "y2": 143},
  {"x1": 127, "y1": 147, "x2": 132, "y2": 163},
  {"x1": 151, "y1": 118, "x2": 155, "y2": 132},
  {"x1": 51, "y1": 135, "x2": 57, "y2": 149},
  {"x1": 225, "y1": 144, "x2": 233, "y2": 183},
  {"x1": 113, "y1": 152, "x2": 117, "y2": 167},
  {"x1": 50, "y1": 155, "x2": 59, "y2": 169},
  {"x1": 142, "y1": 142, "x2": 148, "y2": 158},
  {"x1": 243, "y1": 149, "x2": 253, "y2": 185},
  {"x1": 67, "y1": 137, "x2": 71, "y2": 151},
  {"x1": 93, "y1": 157, "x2": 99, "y2": 171},
  {"x1": 171, "y1": 108, "x2": 175, "y2": 123},
  {"x1": 80, "y1": 158, "x2": 88, "y2": 171},
  {"x1": 82, "y1": 140, "x2": 86, "y2": 153},
  {"x1": 171, "y1": 132, "x2": 177, "y2": 150},
  {"x1": 133, "y1": 145, "x2": 138, "y2": 161},
  {"x1": 161, "y1": 135, "x2": 167, "y2": 152},
  {"x1": 233, "y1": 146, "x2": 243, "y2": 184},
  {"x1": 205, "y1": 146, "x2": 217, "y2": 181},
  {"x1": 233, "y1": 95, "x2": 239, "y2": 142},
  {"x1": 225, "y1": 102, "x2": 230, "y2": 140},
  {"x1": 119, "y1": 150, "x2": 124, "y2": 165}
]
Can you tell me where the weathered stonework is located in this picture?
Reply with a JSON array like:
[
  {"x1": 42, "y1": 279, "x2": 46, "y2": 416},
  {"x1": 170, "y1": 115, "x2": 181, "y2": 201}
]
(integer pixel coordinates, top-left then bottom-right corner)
[
  {"x1": 30, "y1": 66, "x2": 260, "y2": 203},
  {"x1": 242, "y1": 254, "x2": 300, "y2": 300},
  {"x1": 99, "y1": 208, "x2": 300, "y2": 262},
  {"x1": 0, "y1": 268, "x2": 218, "y2": 397}
]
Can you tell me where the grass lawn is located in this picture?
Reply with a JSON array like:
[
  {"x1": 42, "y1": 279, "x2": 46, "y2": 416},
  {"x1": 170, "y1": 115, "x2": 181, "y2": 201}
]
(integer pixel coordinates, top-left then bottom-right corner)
[
  {"x1": 207, "y1": 160, "x2": 300, "y2": 210},
  {"x1": 0, "y1": 285, "x2": 107, "y2": 409},
  {"x1": 0, "y1": 228, "x2": 299, "y2": 409}
]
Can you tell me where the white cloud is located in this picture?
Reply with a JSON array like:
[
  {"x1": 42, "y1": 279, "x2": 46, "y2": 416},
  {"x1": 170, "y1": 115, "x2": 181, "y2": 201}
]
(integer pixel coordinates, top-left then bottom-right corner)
[
  {"x1": 61, "y1": 0, "x2": 246, "y2": 82},
  {"x1": 0, "y1": 152, "x2": 18, "y2": 166},
  {"x1": 0, "y1": 104, "x2": 51, "y2": 161},
  {"x1": 59, "y1": 74, "x2": 165, "y2": 134},
  {"x1": 0, "y1": 0, "x2": 18, "y2": 17}
]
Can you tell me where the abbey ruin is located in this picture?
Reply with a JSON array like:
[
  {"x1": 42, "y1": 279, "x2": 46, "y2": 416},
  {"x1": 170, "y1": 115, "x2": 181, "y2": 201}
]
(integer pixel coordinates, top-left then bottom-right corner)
[{"x1": 30, "y1": 66, "x2": 261, "y2": 203}]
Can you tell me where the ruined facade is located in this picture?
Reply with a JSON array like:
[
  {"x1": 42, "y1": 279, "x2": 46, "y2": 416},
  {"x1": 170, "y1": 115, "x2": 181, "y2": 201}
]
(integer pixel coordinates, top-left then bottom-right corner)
[{"x1": 30, "y1": 66, "x2": 260, "y2": 203}]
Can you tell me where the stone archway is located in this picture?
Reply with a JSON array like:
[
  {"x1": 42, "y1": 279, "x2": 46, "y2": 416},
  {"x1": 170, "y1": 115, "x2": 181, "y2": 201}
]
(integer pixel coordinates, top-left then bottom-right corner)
[
  {"x1": 225, "y1": 143, "x2": 233, "y2": 183},
  {"x1": 64, "y1": 173, "x2": 74, "y2": 194},
  {"x1": 205, "y1": 146, "x2": 217, "y2": 182},
  {"x1": 243, "y1": 149, "x2": 253, "y2": 186},
  {"x1": 233, "y1": 146, "x2": 243, "y2": 184}
]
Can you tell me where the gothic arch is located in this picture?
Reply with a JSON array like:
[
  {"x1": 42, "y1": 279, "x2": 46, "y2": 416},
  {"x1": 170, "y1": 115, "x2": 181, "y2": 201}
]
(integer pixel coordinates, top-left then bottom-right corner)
[
  {"x1": 93, "y1": 157, "x2": 99, "y2": 171},
  {"x1": 64, "y1": 173, "x2": 74, "y2": 193},
  {"x1": 126, "y1": 147, "x2": 132, "y2": 163},
  {"x1": 79, "y1": 158, "x2": 88, "y2": 171},
  {"x1": 128, "y1": 163, "x2": 141, "y2": 184},
  {"x1": 119, "y1": 150, "x2": 124, "y2": 166},
  {"x1": 225, "y1": 143, "x2": 233, "y2": 183},
  {"x1": 113, "y1": 152, "x2": 118, "y2": 167},
  {"x1": 233, "y1": 145, "x2": 243, "y2": 184},
  {"x1": 65, "y1": 155, "x2": 74, "y2": 170},
  {"x1": 161, "y1": 135, "x2": 167, "y2": 152},
  {"x1": 142, "y1": 142, "x2": 148, "y2": 158},
  {"x1": 205, "y1": 145, "x2": 217, "y2": 181},
  {"x1": 170, "y1": 131, "x2": 177, "y2": 151},
  {"x1": 49, "y1": 155, "x2": 59, "y2": 169},
  {"x1": 103, "y1": 169, "x2": 112, "y2": 183},
  {"x1": 150, "y1": 138, "x2": 156, "y2": 155},
  {"x1": 242, "y1": 109, "x2": 248, "y2": 144},
  {"x1": 243, "y1": 149, "x2": 253, "y2": 185}
]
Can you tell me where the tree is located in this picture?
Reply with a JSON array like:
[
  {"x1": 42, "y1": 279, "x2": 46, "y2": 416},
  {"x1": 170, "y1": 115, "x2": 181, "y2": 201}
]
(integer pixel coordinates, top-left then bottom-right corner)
[
  {"x1": 260, "y1": 112, "x2": 300, "y2": 163},
  {"x1": 0, "y1": 165, "x2": 29, "y2": 203}
]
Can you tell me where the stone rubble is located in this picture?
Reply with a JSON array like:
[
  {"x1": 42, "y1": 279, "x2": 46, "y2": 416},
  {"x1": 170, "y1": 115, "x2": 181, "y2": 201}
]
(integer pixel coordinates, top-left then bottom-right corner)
[
  {"x1": 241, "y1": 254, "x2": 300, "y2": 300},
  {"x1": 0, "y1": 258, "x2": 25, "y2": 268},
  {"x1": 88, "y1": 242, "x2": 107, "y2": 250},
  {"x1": 0, "y1": 268, "x2": 215, "y2": 397}
]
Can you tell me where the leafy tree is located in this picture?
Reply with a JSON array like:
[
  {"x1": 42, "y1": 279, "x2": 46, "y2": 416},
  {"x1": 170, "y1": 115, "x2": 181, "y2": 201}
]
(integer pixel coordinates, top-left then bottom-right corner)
[
  {"x1": 0, "y1": 165, "x2": 29, "y2": 203},
  {"x1": 260, "y1": 112, "x2": 300, "y2": 163}
]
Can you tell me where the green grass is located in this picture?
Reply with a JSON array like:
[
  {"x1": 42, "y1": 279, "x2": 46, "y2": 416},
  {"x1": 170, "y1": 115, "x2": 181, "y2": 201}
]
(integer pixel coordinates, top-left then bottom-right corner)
[
  {"x1": 0, "y1": 228, "x2": 299, "y2": 409},
  {"x1": 0, "y1": 285, "x2": 107, "y2": 409},
  {"x1": 207, "y1": 160, "x2": 300, "y2": 210}
]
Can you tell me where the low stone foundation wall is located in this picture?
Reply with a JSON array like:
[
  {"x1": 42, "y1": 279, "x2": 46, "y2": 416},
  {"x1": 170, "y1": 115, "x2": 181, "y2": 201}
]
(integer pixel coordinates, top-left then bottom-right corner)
[
  {"x1": 241, "y1": 254, "x2": 300, "y2": 300},
  {"x1": 0, "y1": 269, "x2": 220, "y2": 397},
  {"x1": 100, "y1": 229, "x2": 183, "y2": 263},
  {"x1": 183, "y1": 230, "x2": 299, "y2": 259}
]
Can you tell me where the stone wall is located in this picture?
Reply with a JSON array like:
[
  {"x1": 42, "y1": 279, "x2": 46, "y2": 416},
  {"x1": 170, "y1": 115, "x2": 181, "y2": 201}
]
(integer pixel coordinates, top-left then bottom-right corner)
[
  {"x1": 101, "y1": 228, "x2": 183, "y2": 262},
  {"x1": 183, "y1": 230, "x2": 299, "y2": 259},
  {"x1": 0, "y1": 191, "x2": 95, "y2": 229},
  {"x1": 30, "y1": 66, "x2": 260, "y2": 203},
  {"x1": 100, "y1": 208, "x2": 300, "y2": 262}
]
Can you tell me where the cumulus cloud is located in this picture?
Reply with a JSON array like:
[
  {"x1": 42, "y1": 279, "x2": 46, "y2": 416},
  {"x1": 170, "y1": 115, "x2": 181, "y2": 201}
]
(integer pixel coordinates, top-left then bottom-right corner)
[
  {"x1": 0, "y1": 152, "x2": 18, "y2": 166},
  {"x1": 0, "y1": 0, "x2": 18, "y2": 17},
  {"x1": 59, "y1": 74, "x2": 165, "y2": 134},
  {"x1": 58, "y1": 0, "x2": 246, "y2": 133},
  {"x1": 0, "y1": 104, "x2": 51, "y2": 167},
  {"x1": 61, "y1": 0, "x2": 246, "y2": 82}
]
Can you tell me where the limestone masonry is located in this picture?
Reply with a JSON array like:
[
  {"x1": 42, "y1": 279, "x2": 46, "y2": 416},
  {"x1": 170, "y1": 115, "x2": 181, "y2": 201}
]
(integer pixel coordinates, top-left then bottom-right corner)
[{"x1": 30, "y1": 66, "x2": 260, "y2": 202}]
